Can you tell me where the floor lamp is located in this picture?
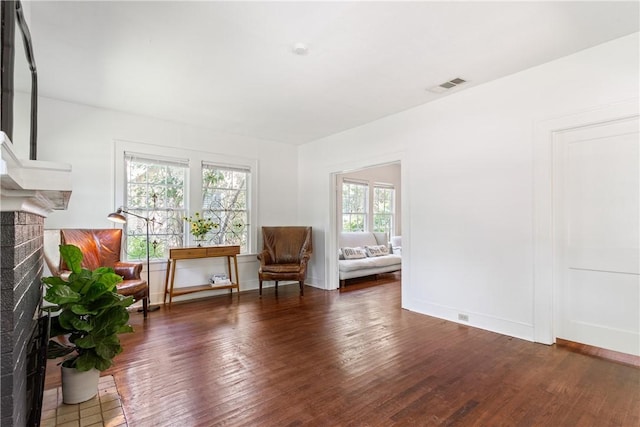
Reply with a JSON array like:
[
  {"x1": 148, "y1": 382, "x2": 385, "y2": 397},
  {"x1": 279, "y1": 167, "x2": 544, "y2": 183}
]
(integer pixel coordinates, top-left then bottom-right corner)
[{"x1": 107, "y1": 207, "x2": 161, "y2": 315}]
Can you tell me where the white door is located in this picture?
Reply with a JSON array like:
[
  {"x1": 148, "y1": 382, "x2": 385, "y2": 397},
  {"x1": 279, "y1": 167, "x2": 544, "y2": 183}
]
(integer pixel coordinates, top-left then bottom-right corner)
[{"x1": 555, "y1": 116, "x2": 639, "y2": 356}]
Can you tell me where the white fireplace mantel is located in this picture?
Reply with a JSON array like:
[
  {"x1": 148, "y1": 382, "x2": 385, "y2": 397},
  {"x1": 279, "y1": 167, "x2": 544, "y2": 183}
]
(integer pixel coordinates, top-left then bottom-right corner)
[{"x1": 1, "y1": 132, "x2": 72, "y2": 216}]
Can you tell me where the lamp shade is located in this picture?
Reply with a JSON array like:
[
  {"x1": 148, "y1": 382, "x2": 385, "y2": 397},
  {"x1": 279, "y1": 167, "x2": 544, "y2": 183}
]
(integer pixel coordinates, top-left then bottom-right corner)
[{"x1": 107, "y1": 211, "x2": 127, "y2": 224}]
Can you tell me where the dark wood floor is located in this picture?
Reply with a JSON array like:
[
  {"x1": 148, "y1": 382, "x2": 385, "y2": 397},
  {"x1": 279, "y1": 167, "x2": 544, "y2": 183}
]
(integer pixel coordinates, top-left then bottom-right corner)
[{"x1": 45, "y1": 274, "x2": 640, "y2": 426}]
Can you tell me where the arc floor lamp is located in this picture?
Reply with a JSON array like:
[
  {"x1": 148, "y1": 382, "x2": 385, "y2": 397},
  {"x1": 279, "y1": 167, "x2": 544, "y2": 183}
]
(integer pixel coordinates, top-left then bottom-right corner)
[{"x1": 107, "y1": 207, "x2": 161, "y2": 314}]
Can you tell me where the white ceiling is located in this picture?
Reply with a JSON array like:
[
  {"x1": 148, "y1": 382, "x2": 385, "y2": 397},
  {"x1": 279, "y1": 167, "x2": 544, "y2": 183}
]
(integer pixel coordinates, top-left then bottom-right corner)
[{"x1": 21, "y1": 1, "x2": 639, "y2": 145}]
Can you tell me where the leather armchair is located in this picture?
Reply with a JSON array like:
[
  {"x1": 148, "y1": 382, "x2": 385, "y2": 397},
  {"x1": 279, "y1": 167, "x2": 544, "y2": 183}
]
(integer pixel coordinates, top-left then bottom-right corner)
[
  {"x1": 57, "y1": 229, "x2": 149, "y2": 315},
  {"x1": 258, "y1": 226, "x2": 312, "y2": 296}
]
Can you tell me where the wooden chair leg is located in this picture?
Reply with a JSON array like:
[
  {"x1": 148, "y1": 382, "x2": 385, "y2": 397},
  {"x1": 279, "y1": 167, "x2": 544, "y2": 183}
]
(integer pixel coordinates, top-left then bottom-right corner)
[
  {"x1": 259, "y1": 279, "x2": 263, "y2": 296},
  {"x1": 142, "y1": 297, "x2": 148, "y2": 318},
  {"x1": 275, "y1": 281, "x2": 278, "y2": 296},
  {"x1": 299, "y1": 281, "x2": 304, "y2": 296}
]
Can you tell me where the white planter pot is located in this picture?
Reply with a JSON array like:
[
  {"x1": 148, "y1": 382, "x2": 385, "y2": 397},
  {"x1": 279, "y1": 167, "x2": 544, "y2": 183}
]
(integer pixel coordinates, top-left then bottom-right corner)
[{"x1": 61, "y1": 366, "x2": 100, "y2": 404}]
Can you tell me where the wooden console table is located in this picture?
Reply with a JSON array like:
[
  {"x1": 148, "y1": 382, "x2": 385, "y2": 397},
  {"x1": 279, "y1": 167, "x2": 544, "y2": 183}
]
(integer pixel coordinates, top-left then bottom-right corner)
[{"x1": 163, "y1": 245, "x2": 240, "y2": 306}]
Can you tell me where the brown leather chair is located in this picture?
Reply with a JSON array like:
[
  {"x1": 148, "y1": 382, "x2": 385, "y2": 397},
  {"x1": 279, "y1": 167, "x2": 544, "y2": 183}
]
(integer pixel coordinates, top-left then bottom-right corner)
[
  {"x1": 257, "y1": 226, "x2": 312, "y2": 296},
  {"x1": 55, "y1": 229, "x2": 149, "y2": 316}
]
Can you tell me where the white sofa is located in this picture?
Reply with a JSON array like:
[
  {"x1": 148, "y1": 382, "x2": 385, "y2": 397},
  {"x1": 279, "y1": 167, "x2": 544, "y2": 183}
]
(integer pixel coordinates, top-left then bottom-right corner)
[{"x1": 338, "y1": 232, "x2": 401, "y2": 287}]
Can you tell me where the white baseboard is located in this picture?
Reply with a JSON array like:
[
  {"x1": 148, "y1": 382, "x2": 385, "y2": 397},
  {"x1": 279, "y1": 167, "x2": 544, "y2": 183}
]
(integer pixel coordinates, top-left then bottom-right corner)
[{"x1": 403, "y1": 299, "x2": 535, "y2": 343}]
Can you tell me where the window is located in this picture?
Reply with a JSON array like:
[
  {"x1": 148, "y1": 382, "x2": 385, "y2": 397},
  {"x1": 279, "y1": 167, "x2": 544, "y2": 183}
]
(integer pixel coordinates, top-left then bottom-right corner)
[
  {"x1": 124, "y1": 153, "x2": 188, "y2": 260},
  {"x1": 342, "y1": 180, "x2": 368, "y2": 231},
  {"x1": 373, "y1": 185, "x2": 394, "y2": 236},
  {"x1": 202, "y1": 163, "x2": 250, "y2": 252},
  {"x1": 117, "y1": 141, "x2": 257, "y2": 259}
]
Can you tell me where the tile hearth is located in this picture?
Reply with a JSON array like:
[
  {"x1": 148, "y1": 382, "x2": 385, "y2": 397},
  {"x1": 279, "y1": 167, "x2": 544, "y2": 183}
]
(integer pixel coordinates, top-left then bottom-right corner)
[{"x1": 40, "y1": 376, "x2": 128, "y2": 427}]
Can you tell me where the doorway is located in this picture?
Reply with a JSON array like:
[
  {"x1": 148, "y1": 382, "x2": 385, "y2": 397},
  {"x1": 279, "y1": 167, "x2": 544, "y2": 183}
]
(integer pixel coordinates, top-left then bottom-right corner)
[{"x1": 327, "y1": 159, "x2": 404, "y2": 291}]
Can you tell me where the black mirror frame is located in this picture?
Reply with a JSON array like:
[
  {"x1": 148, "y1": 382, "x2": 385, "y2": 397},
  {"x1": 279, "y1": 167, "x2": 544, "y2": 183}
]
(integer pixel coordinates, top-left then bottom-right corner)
[{"x1": 1, "y1": 0, "x2": 38, "y2": 160}]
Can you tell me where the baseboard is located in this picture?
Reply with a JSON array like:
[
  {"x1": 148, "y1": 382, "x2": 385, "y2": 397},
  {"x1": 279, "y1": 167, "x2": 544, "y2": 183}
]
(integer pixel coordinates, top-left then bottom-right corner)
[
  {"x1": 402, "y1": 300, "x2": 534, "y2": 343},
  {"x1": 556, "y1": 338, "x2": 640, "y2": 368}
]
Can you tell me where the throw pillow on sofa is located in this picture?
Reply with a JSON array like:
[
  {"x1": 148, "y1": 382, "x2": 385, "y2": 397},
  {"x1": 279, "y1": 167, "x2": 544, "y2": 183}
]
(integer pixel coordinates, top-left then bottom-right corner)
[
  {"x1": 365, "y1": 245, "x2": 389, "y2": 257},
  {"x1": 342, "y1": 247, "x2": 367, "y2": 259}
]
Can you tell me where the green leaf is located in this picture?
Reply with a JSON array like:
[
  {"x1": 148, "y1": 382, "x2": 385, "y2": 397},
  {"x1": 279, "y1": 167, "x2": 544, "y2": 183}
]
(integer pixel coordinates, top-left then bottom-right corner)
[
  {"x1": 96, "y1": 272, "x2": 122, "y2": 291},
  {"x1": 90, "y1": 308, "x2": 129, "y2": 338},
  {"x1": 90, "y1": 293, "x2": 119, "y2": 311},
  {"x1": 44, "y1": 285, "x2": 80, "y2": 305},
  {"x1": 95, "y1": 337, "x2": 122, "y2": 360},
  {"x1": 65, "y1": 276, "x2": 88, "y2": 293},
  {"x1": 84, "y1": 282, "x2": 112, "y2": 302},
  {"x1": 69, "y1": 317, "x2": 92, "y2": 332},
  {"x1": 75, "y1": 352, "x2": 100, "y2": 371},
  {"x1": 77, "y1": 270, "x2": 96, "y2": 294},
  {"x1": 70, "y1": 304, "x2": 96, "y2": 316},
  {"x1": 57, "y1": 310, "x2": 74, "y2": 330},
  {"x1": 60, "y1": 245, "x2": 83, "y2": 274},
  {"x1": 42, "y1": 276, "x2": 67, "y2": 287},
  {"x1": 117, "y1": 295, "x2": 135, "y2": 308},
  {"x1": 75, "y1": 335, "x2": 96, "y2": 349},
  {"x1": 93, "y1": 266, "x2": 116, "y2": 276},
  {"x1": 59, "y1": 310, "x2": 92, "y2": 332},
  {"x1": 94, "y1": 355, "x2": 112, "y2": 372}
]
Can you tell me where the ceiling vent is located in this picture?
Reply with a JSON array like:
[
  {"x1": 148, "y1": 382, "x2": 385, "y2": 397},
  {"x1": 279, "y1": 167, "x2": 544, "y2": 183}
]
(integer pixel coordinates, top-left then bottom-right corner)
[{"x1": 426, "y1": 77, "x2": 467, "y2": 94}]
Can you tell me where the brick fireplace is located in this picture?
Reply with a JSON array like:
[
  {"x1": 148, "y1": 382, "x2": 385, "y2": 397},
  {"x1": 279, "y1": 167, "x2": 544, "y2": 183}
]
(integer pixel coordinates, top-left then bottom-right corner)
[
  {"x1": 1, "y1": 211, "x2": 47, "y2": 426},
  {"x1": 1, "y1": 134, "x2": 71, "y2": 426}
]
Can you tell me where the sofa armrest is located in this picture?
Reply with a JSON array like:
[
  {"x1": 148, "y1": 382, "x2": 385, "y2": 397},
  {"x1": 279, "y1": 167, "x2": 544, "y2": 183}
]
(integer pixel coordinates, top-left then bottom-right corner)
[{"x1": 114, "y1": 261, "x2": 143, "y2": 280}]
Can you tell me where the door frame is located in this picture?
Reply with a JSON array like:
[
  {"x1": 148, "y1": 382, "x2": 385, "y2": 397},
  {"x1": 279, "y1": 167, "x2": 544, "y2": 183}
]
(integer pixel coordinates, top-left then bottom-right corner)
[
  {"x1": 532, "y1": 98, "x2": 639, "y2": 344},
  {"x1": 326, "y1": 152, "x2": 406, "y2": 291}
]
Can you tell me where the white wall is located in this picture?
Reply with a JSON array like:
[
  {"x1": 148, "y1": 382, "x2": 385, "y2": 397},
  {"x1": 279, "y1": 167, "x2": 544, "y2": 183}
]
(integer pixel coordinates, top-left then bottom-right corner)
[
  {"x1": 25, "y1": 32, "x2": 639, "y2": 345},
  {"x1": 298, "y1": 33, "x2": 639, "y2": 343},
  {"x1": 33, "y1": 97, "x2": 300, "y2": 303}
]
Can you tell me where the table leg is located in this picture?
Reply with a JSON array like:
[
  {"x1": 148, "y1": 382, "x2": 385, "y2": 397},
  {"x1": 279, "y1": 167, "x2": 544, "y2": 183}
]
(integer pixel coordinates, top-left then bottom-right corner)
[
  {"x1": 168, "y1": 259, "x2": 178, "y2": 306},
  {"x1": 163, "y1": 259, "x2": 171, "y2": 304}
]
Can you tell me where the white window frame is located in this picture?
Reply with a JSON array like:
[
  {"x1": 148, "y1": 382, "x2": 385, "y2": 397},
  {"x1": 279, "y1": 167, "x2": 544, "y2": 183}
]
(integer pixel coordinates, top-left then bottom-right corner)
[
  {"x1": 123, "y1": 152, "x2": 189, "y2": 260},
  {"x1": 341, "y1": 179, "x2": 369, "y2": 232},
  {"x1": 372, "y1": 183, "x2": 395, "y2": 236},
  {"x1": 201, "y1": 162, "x2": 251, "y2": 252},
  {"x1": 114, "y1": 140, "x2": 258, "y2": 258}
]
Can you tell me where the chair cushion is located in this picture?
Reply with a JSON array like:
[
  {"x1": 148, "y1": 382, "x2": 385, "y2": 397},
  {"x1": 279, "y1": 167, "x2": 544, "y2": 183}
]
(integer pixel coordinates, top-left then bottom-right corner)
[{"x1": 261, "y1": 263, "x2": 303, "y2": 274}]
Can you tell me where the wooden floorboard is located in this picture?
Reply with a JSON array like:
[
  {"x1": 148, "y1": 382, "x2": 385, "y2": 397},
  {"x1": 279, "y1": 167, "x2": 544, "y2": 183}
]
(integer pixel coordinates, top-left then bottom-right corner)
[{"x1": 44, "y1": 273, "x2": 640, "y2": 426}]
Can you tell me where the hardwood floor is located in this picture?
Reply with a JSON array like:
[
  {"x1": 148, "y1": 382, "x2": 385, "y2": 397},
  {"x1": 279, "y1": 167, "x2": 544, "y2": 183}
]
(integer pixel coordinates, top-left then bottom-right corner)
[{"x1": 44, "y1": 274, "x2": 640, "y2": 426}]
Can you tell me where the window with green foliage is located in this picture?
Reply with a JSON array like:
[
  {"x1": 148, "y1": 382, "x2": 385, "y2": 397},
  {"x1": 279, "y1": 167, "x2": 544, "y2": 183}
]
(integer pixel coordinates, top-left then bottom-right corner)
[
  {"x1": 117, "y1": 141, "x2": 257, "y2": 259},
  {"x1": 342, "y1": 181, "x2": 368, "y2": 231},
  {"x1": 373, "y1": 185, "x2": 394, "y2": 236},
  {"x1": 201, "y1": 163, "x2": 250, "y2": 252},
  {"x1": 124, "y1": 153, "x2": 188, "y2": 260}
]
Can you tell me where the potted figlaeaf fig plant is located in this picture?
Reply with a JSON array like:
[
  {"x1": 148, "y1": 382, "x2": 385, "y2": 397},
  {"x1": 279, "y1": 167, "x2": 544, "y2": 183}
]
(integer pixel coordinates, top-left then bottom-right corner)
[{"x1": 43, "y1": 244, "x2": 134, "y2": 404}]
